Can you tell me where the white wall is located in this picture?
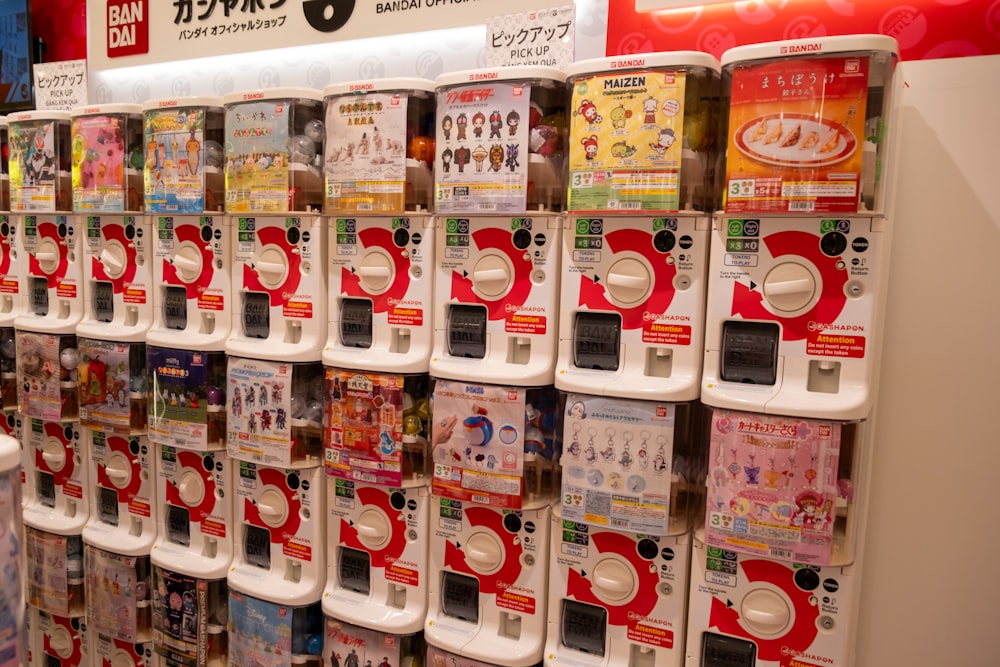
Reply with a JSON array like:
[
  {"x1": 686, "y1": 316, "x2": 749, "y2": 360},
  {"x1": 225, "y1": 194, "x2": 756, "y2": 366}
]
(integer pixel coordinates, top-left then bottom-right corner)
[{"x1": 856, "y1": 54, "x2": 1000, "y2": 667}]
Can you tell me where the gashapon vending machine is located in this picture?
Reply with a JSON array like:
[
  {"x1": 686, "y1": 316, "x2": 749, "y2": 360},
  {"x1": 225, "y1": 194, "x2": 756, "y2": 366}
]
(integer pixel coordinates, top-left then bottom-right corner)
[
  {"x1": 0, "y1": 116, "x2": 24, "y2": 411},
  {"x1": 319, "y1": 78, "x2": 436, "y2": 659},
  {"x1": 143, "y1": 96, "x2": 232, "y2": 667},
  {"x1": 0, "y1": 433, "x2": 26, "y2": 667},
  {"x1": 224, "y1": 88, "x2": 327, "y2": 667},
  {"x1": 65, "y1": 104, "x2": 157, "y2": 667},
  {"x1": 7, "y1": 110, "x2": 89, "y2": 667},
  {"x1": 687, "y1": 35, "x2": 901, "y2": 667},
  {"x1": 545, "y1": 52, "x2": 720, "y2": 667},
  {"x1": 424, "y1": 66, "x2": 567, "y2": 667}
]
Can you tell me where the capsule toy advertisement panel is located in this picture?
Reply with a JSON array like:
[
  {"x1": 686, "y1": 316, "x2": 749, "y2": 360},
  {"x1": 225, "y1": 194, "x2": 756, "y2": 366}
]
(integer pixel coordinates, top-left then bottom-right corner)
[
  {"x1": 16, "y1": 331, "x2": 75, "y2": 422},
  {"x1": 9, "y1": 120, "x2": 62, "y2": 212},
  {"x1": 84, "y1": 546, "x2": 150, "y2": 643},
  {"x1": 325, "y1": 94, "x2": 409, "y2": 214},
  {"x1": 227, "y1": 358, "x2": 298, "y2": 467},
  {"x1": 71, "y1": 115, "x2": 137, "y2": 213},
  {"x1": 561, "y1": 395, "x2": 675, "y2": 536},
  {"x1": 705, "y1": 411, "x2": 841, "y2": 565},
  {"x1": 153, "y1": 215, "x2": 229, "y2": 328},
  {"x1": 84, "y1": 215, "x2": 151, "y2": 324},
  {"x1": 145, "y1": 108, "x2": 213, "y2": 213},
  {"x1": 725, "y1": 56, "x2": 869, "y2": 214},
  {"x1": 149, "y1": 348, "x2": 224, "y2": 451},
  {"x1": 431, "y1": 381, "x2": 526, "y2": 509},
  {"x1": 228, "y1": 594, "x2": 321, "y2": 667},
  {"x1": 689, "y1": 545, "x2": 855, "y2": 667},
  {"x1": 568, "y1": 71, "x2": 686, "y2": 212},
  {"x1": 25, "y1": 528, "x2": 83, "y2": 617},
  {"x1": 324, "y1": 619, "x2": 402, "y2": 667},
  {"x1": 225, "y1": 102, "x2": 293, "y2": 214},
  {"x1": 77, "y1": 338, "x2": 142, "y2": 431},
  {"x1": 324, "y1": 370, "x2": 405, "y2": 487},
  {"x1": 435, "y1": 84, "x2": 530, "y2": 214},
  {"x1": 151, "y1": 568, "x2": 211, "y2": 667}
]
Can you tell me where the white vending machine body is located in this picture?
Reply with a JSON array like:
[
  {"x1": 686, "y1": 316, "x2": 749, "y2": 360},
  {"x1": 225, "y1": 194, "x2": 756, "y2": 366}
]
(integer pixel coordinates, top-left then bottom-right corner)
[
  {"x1": 83, "y1": 431, "x2": 157, "y2": 555},
  {"x1": 325, "y1": 214, "x2": 434, "y2": 374},
  {"x1": 15, "y1": 213, "x2": 84, "y2": 333},
  {"x1": 77, "y1": 214, "x2": 153, "y2": 341},
  {"x1": 21, "y1": 419, "x2": 88, "y2": 535}
]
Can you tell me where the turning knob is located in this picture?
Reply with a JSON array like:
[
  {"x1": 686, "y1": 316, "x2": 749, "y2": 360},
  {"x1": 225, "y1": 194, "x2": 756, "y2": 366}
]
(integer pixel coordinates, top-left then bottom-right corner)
[
  {"x1": 472, "y1": 254, "x2": 511, "y2": 298},
  {"x1": 763, "y1": 262, "x2": 816, "y2": 313},
  {"x1": 173, "y1": 243, "x2": 204, "y2": 283},
  {"x1": 741, "y1": 589, "x2": 791, "y2": 636},
  {"x1": 177, "y1": 470, "x2": 205, "y2": 507},
  {"x1": 104, "y1": 452, "x2": 132, "y2": 488},
  {"x1": 254, "y1": 246, "x2": 288, "y2": 289},
  {"x1": 591, "y1": 558, "x2": 635, "y2": 602},
  {"x1": 257, "y1": 488, "x2": 289, "y2": 527},
  {"x1": 606, "y1": 257, "x2": 651, "y2": 305},
  {"x1": 358, "y1": 251, "x2": 393, "y2": 294},
  {"x1": 464, "y1": 531, "x2": 503, "y2": 573},
  {"x1": 356, "y1": 508, "x2": 391, "y2": 550}
]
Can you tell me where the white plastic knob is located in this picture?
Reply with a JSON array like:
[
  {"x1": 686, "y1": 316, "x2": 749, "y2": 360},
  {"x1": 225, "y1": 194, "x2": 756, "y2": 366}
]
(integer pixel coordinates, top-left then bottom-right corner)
[
  {"x1": 606, "y1": 257, "x2": 651, "y2": 305},
  {"x1": 358, "y1": 251, "x2": 393, "y2": 293},
  {"x1": 177, "y1": 470, "x2": 205, "y2": 506},
  {"x1": 464, "y1": 531, "x2": 503, "y2": 573},
  {"x1": 48, "y1": 626, "x2": 73, "y2": 658},
  {"x1": 99, "y1": 241, "x2": 127, "y2": 279},
  {"x1": 173, "y1": 243, "x2": 203, "y2": 282},
  {"x1": 104, "y1": 452, "x2": 132, "y2": 488},
  {"x1": 763, "y1": 262, "x2": 816, "y2": 313},
  {"x1": 254, "y1": 246, "x2": 288, "y2": 288},
  {"x1": 35, "y1": 238, "x2": 61, "y2": 275},
  {"x1": 473, "y1": 254, "x2": 512, "y2": 298},
  {"x1": 356, "y1": 508, "x2": 391, "y2": 549},
  {"x1": 741, "y1": 589, "x2": 791, "y2": 636},
  {"x1": 257, "y1": 488, "x2": 288, "y2": 527},
  {"x1": 40, "y1": 437, "x2": 67, "y2": 471},
  {"x1": 591, "y1": 558, "x2": 635, "y2": 602}
]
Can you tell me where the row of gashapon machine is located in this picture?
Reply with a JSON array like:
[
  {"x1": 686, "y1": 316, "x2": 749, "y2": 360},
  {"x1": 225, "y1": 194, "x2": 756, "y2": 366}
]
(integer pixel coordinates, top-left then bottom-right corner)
[{"x1": 0, "y1": 32, "x2": 901, "y2": 667}]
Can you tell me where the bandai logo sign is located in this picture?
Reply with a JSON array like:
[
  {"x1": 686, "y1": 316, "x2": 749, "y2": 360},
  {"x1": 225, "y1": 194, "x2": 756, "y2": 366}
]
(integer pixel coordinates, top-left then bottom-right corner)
[{"x1": 107, "y1": 0, "x2": 149, "y2": 58}]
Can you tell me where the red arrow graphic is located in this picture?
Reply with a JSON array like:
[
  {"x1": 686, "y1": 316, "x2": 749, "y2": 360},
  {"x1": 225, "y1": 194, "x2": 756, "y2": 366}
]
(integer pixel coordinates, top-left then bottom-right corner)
[
  {"x1": 730, "y1": 230, "x2": 848, "y2": 341},
  {"x1": 96, "y1": 435, "x2": 143, "y2": 503},
  {"x1": 34, "y1": 422, "x2": 75, "y2": 487},
  {"x1": 339, "y1": 486, "x2": 407, "y2": 567},
  {"x1": 566, "y1": 529, "x2": 660, "y2": 626},
  {"x1": 241, "y1": 225, "x2": 302, "y2": 307},
  {"x1": 444, "y1": 506, "x2": 524, "y2": 594},
  {"x1": 708, "y1": 558, "x2": 820, "y2": 662},
  {"x1": 28, "y1": 222, "x2": 68, "y2": 288},
  {"x1": 338, "y1": 227, "x2": 410, "y2": 313},
  {"x1": 0, "y1": 234, "x2": 11, "y2": 277},
  {"x1": 161, "y1": 221, "x2": 214, "y2": 299},
  {"x1": 90, "y1": 221, "x2": 137, "y2": 294},
  {"x1": 165, "y1": 450, "x2": 218, "y2": 523},
  {"x1": 448, "y1": 227, "x2": 532, "y2": 321},
  {"x1": 577, "y1": 229, "x2": 677, "y2": 330},
  {"x1": 242, "y1": 466, "x2": 302, "y2": 544}
]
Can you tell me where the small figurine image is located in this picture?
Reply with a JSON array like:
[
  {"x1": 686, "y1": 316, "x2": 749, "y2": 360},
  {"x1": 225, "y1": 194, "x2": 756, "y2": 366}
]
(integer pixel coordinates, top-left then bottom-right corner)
[
  {"x1": 472, "y1": 112, "x2": 486, "y2": 138},
  {"x1": 489, "y1": 110, "x2": 503, "y2": 138},
  {"x1": 581, "y1": 135, "x2": 598, "y2": 160},
  {"x1": 472, "y1": 145, "x2": 488, "y2": 172},
  {"x1": 441, "y1": 148, "x2": 453, "y2": 173},
  {"x1": 454, "y1": 146, "x2": 471, "y2": 174},
  {"x1": 609, "y1": 104, "x2": 631, "y2": 130},
  {"x1": 505, "y1": 144, "x2": 519, "y2": 172},
  {"x1": 643, "y1": 97, "x2": 658, "y2": 124},
  {"x1": 456, "y1": 113, "x2": 468, "y2": 140},
  {"x1": 506, "y1": 110, "x2": 520, "y2": 136},
  {"x1": 649, "y1": 128, "x2": 676, "y2": 155},
  {"x1": 441, "y1": 115, "x2": 453, "y2": 140},
  {"x1": 488, "y1": 145, "x2": 504, "y2": 172},
  {"x1": 575, "y1": 99, "x2": 602, "y2": 124}
]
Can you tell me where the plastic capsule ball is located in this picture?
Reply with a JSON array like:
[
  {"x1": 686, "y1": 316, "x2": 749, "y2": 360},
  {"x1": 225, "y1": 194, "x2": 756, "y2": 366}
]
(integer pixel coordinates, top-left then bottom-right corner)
[
  {"x1": 204, "y1": 140, "x2": 224, "y2": 168},
  {"x1": 288, "y1": 135, "x2": 316, "y2": 164}
]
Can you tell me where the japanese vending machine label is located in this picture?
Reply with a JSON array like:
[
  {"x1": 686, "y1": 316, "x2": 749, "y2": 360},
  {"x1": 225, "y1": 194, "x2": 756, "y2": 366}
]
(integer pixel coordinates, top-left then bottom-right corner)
[
  {"x1": 84, "y1": 546, "x2": 145, "y2": 642},
  {"x1": 568, "y1": 70, "x2": 686, "y2": 212},
  {"x1": 77, "y1": 338, "x2": 135, "y2": 429},
  {"x1": 560, "y1": 395, "x2": 676, "y2": 535},
  {"x1": 148, "y1": 348, "x2": 212, "y2": 450},
  {"x1": 152, "y1": 569, "x2": 209, "y2": 667},
  {"x1": 324, "y1": 92, "x2": 408, "y2": 214},
  {"x1": 0, "y1": 469, "x2": 21, "y2": 667},
  {"x1": 431, "y1": 381, "x2": 526, "y2": 509},
  {"x1": 8, "y1": 120, "x2": 60, "y2": 212},
  {"x1": 725, "y1": 56, "x2": 869, "y2": 214},
  {"x1": 71, "y1": 114, "x2": 129, "y2": 212},
  {"x1": 144, "y1": 107, "x2": 211, "y2": 213},
  {"x1": 324, "y1": 618, "x2": 402, "y2": 667},
  {"x1": 485, "y1": 5, "x2": 576, "y2": 68},
  {"x1": 25, "y1": 529, "x2": 77, "y2": 616},
  {"x1": 705, "y1": 410, "x2": 842, "y2": 564},
  {"x1": 227, "y1": 593, "x2": 293, "y2": 667},
  {"x1": 225, "y1": 101, "x2": 291, "y2": 213},
  {"x1": 324, "y1": 369, "x2": 405, "y2": 487},
  {"x1": 434, "y1": 83, "x2": 531, "y2": 214},
  {"x1": 226, "y1": 358, "x2": 293, "y2": 467},
  {"x1": 16, "y1": 332, "x2": 66, "y2": 421}
]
